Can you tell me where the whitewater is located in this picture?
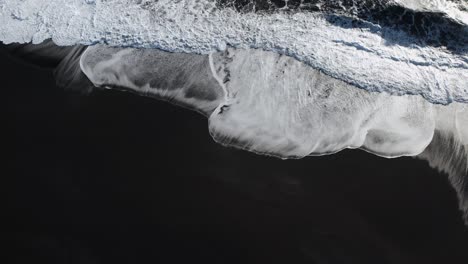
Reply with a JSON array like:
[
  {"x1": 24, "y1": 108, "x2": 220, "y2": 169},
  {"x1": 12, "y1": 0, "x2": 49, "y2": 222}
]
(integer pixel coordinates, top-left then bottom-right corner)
[{"x1": 1, "y1": 0, "x2": 467, "y2": 104}]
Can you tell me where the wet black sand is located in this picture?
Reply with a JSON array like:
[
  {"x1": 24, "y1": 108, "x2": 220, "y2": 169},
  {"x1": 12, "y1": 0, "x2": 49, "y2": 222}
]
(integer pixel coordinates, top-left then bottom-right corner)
[{"x1": 3, "y1": 47, "x2": 468, "y2": 264}]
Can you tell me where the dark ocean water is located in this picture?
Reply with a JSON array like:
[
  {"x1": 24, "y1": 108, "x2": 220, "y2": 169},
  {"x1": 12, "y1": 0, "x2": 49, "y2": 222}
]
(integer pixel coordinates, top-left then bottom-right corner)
[{"x1": 3, "y1": 46, "x2": 468, "y2": 264}]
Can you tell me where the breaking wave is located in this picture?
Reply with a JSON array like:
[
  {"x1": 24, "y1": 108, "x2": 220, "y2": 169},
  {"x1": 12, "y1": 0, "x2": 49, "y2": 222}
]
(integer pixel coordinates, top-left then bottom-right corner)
[{"x1": 1, "y1": 0, "x2": 467, "y2": 104}]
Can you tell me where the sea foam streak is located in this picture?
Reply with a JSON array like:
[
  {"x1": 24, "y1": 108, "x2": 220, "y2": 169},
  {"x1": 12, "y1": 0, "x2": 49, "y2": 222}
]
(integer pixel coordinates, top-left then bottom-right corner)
[{"x1": 1, "y1": 0, "x2": 467, "y2": 104}]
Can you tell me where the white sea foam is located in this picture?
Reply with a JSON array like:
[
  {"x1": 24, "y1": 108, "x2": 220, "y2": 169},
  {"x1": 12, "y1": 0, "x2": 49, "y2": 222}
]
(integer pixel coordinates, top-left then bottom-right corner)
[
  {"x1": 1, "y1": 0, "x2": 467, "y2": 105},
  {"x1": 79, "y1": 45, "x2": 466, "y2": 159},
  {"x1": 395, "y1": 0, "x2": 468, "y2": 25}
]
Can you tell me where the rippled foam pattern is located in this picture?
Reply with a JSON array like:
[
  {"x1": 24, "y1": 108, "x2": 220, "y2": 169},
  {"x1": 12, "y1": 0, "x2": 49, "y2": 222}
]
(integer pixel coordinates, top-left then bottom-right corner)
[{"x1": 79, "y1": 45, "x2": 466, "y2": 157}]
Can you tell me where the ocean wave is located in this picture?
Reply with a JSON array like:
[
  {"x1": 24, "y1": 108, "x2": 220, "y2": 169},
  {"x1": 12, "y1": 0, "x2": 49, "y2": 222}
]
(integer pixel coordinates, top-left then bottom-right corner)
[{"x1": 1, "y1": 0, "x2": 467, "y2": 104}]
